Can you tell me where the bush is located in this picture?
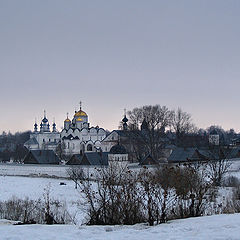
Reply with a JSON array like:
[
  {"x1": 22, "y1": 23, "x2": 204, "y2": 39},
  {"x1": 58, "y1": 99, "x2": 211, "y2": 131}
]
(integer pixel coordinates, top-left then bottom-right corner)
[
  {"x1": 75, "y1": 163, "x2": 214, "y2": 226},
  {"x1": 0, "y1": 188, "x2": 74, "y2": 224},
  {"x1": 80, "y1": 165, "x2": 146, "y2": 225}
]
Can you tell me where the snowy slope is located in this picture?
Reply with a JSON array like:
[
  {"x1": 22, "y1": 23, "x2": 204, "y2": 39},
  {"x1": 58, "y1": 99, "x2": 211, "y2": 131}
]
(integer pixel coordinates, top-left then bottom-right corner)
[
  {"x1": 0, "y1": 176, "x2": 78, "y2": 202},
  {"x1": 0, "y1": 176, "x2": 85, "y2": 224},
  {"x1": 0, "y1": 214, "x2": 240, "y2": 240}
]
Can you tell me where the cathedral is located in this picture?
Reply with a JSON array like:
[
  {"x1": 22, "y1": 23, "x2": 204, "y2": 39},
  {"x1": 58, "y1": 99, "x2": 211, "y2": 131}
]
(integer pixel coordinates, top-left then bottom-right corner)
[
  {"x1": 61, "y1": 104, "x2": 106, "y2": 155},
  {"x1": 24, "y1": 104, "x2": 130, "y2": 166},
  {"x1": 24, "y1": 111, "x2": 61, "y2": 150}
]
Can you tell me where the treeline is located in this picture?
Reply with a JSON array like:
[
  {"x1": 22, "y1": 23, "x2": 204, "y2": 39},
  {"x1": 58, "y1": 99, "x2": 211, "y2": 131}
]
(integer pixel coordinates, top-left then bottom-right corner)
[
  {"x1": 0, "y1": 131, "x2": 30, "y2": 162},
  {"x1": 126, "y1": 105, "x2": 239, "y2": 147},
  {"x1": 117, "y1": 105, "x2": 240, "y2": 163}
]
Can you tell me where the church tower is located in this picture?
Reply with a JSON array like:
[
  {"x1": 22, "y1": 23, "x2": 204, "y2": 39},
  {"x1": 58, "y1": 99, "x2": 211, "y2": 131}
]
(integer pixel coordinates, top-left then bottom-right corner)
[
  {"x1": 34, "y1": 120, "x2": 38, "y2": 132},
  {"x1": 122, "y1": 109, "x2": 128, "y2": 131},
  {"x1": 52, "y1": 119, "x2": 57, "y2": 132},
  {"x1": 64, "y1": 113, "x2": 71, "y2": 130},
  {"x1": 40, "y1": 110, "x2": 50, "y2": 132}
]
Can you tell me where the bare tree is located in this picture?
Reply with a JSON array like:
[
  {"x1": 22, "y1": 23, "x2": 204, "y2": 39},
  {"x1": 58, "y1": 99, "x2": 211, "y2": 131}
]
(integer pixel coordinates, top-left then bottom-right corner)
[
  {"x1": 206, "y1": 147, "x2": 232, "y2": 186},
  {"x1": 139, "y1": 167, "x2": 176, "y2": 225},
  {"x1": 67, "y1": 166, "x2": 84, "y2": 189},
  {"x1": 171, "y1": 108, "x2": 196, "y2": 144},
  {"x1": 127, "y1": 105, "x2": 173, "y2": 162}
]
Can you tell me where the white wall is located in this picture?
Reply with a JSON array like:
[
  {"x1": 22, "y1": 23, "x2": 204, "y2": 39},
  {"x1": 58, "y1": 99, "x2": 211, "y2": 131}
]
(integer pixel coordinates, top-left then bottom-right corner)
[
  {"x1": 0, "y1": 164, "x2": 70, "y2": 178},
  {"x1": 0, "y1": 163, "x2": 142, "y2": 179}
]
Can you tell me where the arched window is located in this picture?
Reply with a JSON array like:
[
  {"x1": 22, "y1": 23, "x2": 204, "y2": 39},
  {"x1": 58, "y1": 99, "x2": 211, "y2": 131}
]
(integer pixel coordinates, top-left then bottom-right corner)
[{"x1": 87, "y1": 144, "x2": 93, "y2": 151}]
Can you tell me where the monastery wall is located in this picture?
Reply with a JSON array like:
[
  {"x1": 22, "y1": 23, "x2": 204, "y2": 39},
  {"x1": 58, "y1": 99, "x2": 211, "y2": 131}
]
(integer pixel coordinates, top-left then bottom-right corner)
[
  {"x1": 0, "y1": 163, "x2": 143, "y2": 179},
  {"x1": 0, "y1": 164, "x2": 96, "y2": 178},
  {"x1": 1, "y1": 159, "x2": 239, "y2": 179}
]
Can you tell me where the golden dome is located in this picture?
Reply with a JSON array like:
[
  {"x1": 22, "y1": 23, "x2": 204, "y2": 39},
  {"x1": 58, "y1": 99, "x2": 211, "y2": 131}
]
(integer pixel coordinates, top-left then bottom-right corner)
[
  {"x1": 76, "y1": 117, "x2": 83, "y2": 121},
  {"x1": 74, "y1": 110, "x2": 87, "y2": 117},
  {"x1": 64, "y1": 118, "x2": 71, "y2": 122}
]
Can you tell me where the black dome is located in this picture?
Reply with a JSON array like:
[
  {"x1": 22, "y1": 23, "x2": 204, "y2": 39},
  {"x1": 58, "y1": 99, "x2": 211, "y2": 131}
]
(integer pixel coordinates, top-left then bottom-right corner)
[
  {"x1": 110, "y1": 144, "x2": 127, "y2": 154},
  {"x1": 42, "y1": 117, "x2": 48, "y2": 123},
  {"x1": 122, "y1": 116, "x2": 128, "y2": 123}
]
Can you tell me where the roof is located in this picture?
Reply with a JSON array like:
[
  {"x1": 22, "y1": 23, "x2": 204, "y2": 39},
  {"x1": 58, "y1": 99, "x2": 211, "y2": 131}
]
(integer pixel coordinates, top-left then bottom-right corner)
[
  {"x1": 24, "y1": 150, "x2": 60, "y2": 164},
  {"x1": 81, "y1": 152, "x2": 108, "y2": 166},
  {"x1": 107, "y1": 130, "x2": 146, "y2": 139},
  {"x1": 168, "y1": 147, "x2": 196, "y2": 162},
  {"x1": 110, "y1": 144, "x2": 127, "y2": 154},
  {"x1": 74, "y1": 110, "x2": 87, "y2": 117},
  {"x1": 66, "y1": 154, "x2": 83, "y2": 165},
  {"x1": 168, "y1": 146, "x2": 239, "y2": 163},
  {"x1": 113, "y1": 130, "x2": 130, "y2": 137},
  {"x1": 24, "y1": 137, "x2": 38, "y2": 145},
  {"x1": 66, "y1": 134, "x2": 74, "y2": 140},
  {"x1": 139, "y1": 154, "x2": 158, "y2": 165}
]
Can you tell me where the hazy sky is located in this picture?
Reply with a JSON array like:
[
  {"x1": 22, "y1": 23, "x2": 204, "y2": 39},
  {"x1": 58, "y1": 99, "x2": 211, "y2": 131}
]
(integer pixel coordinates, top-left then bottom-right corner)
[{"x1": 1, "y1": 0, "x2": 240, "y2": 133}]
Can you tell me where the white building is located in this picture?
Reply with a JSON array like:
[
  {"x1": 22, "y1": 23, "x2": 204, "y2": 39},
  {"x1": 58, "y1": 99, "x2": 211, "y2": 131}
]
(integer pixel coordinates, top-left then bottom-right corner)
[
  {"x1": 101, "y1": 113, "x2": 129, "y2": 152},
  {"x1": 24, "y1": 111, "x2": 61, "y2": 151},
  {"x1": 61, "y1": 105, "x2": 106, "y2": 155},
  {"x1": 209, "y1": 129, "x2": 220, "y2": 146}
]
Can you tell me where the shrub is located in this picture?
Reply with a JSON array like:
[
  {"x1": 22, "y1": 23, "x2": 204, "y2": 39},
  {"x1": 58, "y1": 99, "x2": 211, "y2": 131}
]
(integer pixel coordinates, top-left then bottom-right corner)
[
  {"x1": 75, "y1": 163, "x2": 214, "y2": 226},
  {"x1": 0, "y1": 188, "x2": 74, "y2": 224}
]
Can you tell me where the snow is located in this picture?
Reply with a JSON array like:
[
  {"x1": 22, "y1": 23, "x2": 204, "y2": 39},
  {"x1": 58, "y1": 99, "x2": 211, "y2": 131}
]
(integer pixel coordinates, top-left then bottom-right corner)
[
  {"x1": 0, "y1": 176, "x2": 85, "y2": 224},
  {"x1": 1, "y1": 175, "x2": 240, "y2": 239},
  {"x1": 0, "y1": 214, "x2": 240, "y2": 240},
  {"x1": 0, "y1": 176, "x2": 78, "y2": 202}
]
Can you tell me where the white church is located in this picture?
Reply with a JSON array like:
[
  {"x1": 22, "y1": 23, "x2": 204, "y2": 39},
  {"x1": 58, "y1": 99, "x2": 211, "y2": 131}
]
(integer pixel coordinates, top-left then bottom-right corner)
[
  {"x1": 61, "y1": 104, "x2": 106, "y2": 155},
  {"x1": 25, "y1": 104, "x2": 107, "y2": 155},
  {"x1": 24, "y1": 111, "x2": 61, "y2": 151}
]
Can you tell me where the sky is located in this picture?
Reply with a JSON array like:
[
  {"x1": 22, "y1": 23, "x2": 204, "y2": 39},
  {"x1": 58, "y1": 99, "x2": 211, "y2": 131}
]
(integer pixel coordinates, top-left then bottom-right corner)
[{"x1": 0, "y1": 0, "x2": 240, "y2": 133}]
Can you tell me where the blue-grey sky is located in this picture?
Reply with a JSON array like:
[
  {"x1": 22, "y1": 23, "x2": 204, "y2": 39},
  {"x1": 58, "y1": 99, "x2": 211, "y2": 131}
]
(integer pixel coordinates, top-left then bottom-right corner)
[{"x1": 0, "y1": 0, "x2": 240, "y2": 133}]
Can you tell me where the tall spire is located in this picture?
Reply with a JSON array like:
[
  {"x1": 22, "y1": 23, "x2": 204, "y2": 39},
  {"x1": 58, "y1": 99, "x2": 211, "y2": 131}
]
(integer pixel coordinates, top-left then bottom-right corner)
[
  {"x1": 122, "y1": 108, "x2": 128, "y2": 131},
  {"x1": 79, "y1": 101, "x2": 82, "y2": 111},
  {"x1": 52, "y1": 117, "x2": 56, "y2": 132},
  {"x1": 44, "y1": 110, "x2": 46, "y2": 118},
  {"x1": 34, "y1": 117, "x2": 38, "y2": 132}
]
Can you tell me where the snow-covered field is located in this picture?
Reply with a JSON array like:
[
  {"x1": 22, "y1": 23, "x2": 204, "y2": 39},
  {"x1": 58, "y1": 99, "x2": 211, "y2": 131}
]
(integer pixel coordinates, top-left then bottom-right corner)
[
  {"x1": 0, "y1": 176, "x2": 85, "y2": 223},
  {"x1": 0, "y1": 214, "x2": 240, "y2": 240},
  {"x1": 1, "y1": 175, "x2": 240, "y2": 239},
  {"x1": 0, "y1": 176, "x2": 79, "y2": 202}
]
